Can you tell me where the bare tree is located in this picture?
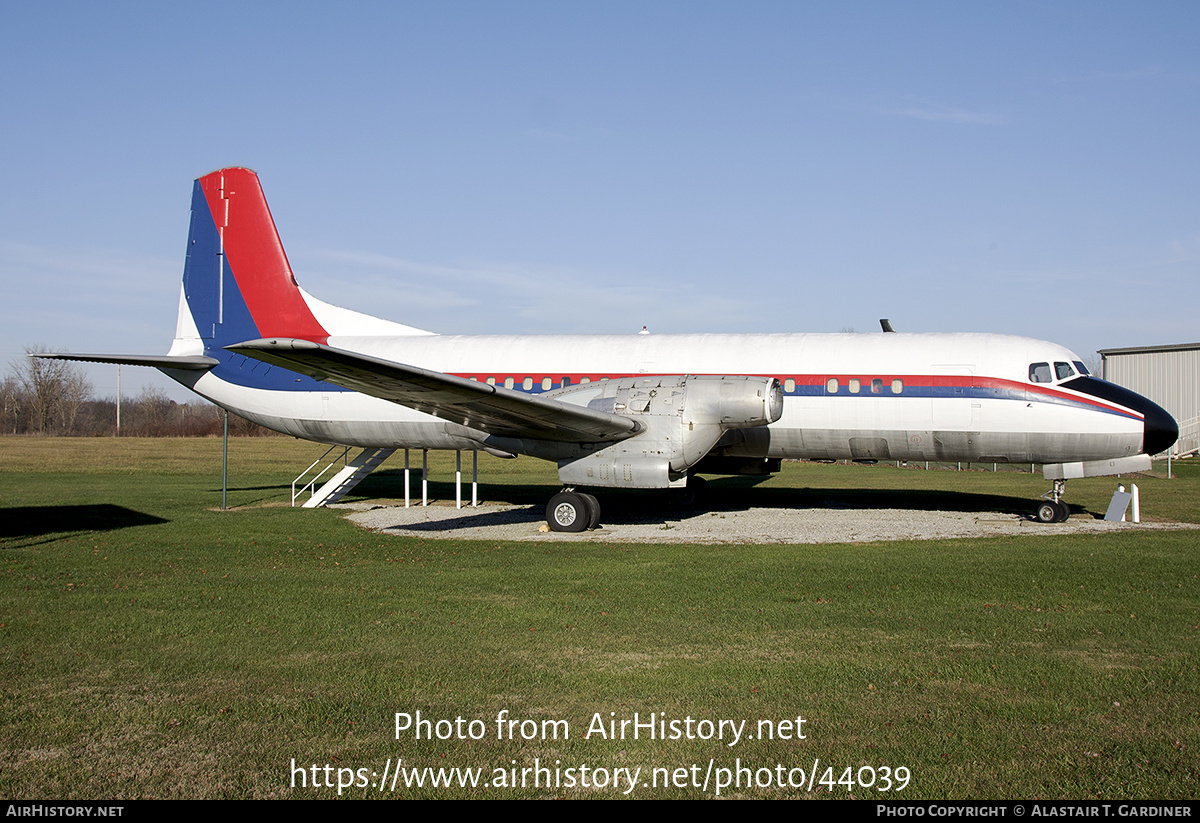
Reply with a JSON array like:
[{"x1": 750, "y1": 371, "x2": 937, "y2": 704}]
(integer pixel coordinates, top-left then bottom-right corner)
[
  {"x1": 11, "y1": 346, "x2": 93, "y2": 435},
  {"x1": 2, "y1": 347, "x2": 279, "y2": 437},
  {"x1": 129, "y1": 385, "x2": 175, "y2": 436},
  {"x1": 1, "y1": 375, "x2": 23, "y2": 434}
]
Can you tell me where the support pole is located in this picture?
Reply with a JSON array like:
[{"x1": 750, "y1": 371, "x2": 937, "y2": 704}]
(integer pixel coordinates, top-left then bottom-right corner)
[
  {"x1": 404, "y1": 449, "x2": 410, "y2": 508},
  {"x1": 455, "y1": 450, "x2": 462, "y2": 509},
  {"x1": 422, "y1": 449, "x2": 428, "y2": 506},
  {"x1": 472, "y1": 450, "x2": 478, "y2": 507},
  {"x1": 222, "y1": 410, "x2": 228, "y2": 510}
]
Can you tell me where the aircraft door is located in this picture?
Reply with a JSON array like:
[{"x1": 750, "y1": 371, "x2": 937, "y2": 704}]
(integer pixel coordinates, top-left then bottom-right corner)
[{"x1": 932, "y1": 367, "x2": 975, "y2": 429}]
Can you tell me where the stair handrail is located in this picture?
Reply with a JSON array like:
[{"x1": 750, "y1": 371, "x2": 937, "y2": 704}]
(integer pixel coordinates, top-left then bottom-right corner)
[
  {"x1": 1172, "y1": 415, "x2": 1199, "y2": 458},
  {"x1": 292, "y1": 445, "x2": 350, "y2": 506}
]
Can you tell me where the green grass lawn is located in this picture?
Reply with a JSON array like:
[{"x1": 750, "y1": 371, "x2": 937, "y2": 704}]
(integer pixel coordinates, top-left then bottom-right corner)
[{"x1": 2, "y1": 438, "x2": 1197, "y2": 798}]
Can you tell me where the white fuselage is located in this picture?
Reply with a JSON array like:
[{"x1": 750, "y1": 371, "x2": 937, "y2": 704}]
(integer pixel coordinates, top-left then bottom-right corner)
[{"x1": 174, "y1": 330, "x2": 1145, "y2": 466}]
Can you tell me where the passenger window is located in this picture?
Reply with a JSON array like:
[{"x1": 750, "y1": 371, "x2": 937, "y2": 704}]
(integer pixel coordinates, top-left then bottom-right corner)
[
  {"x1": 541, "y1": 377, "x2": 552, "y2": 390},
  {"x1": 784, "y1": 378, "x2": 796, "y2": 393},
  {"x1": 849, "y1": 378, "x2": 860, "y2": 394},
  {"x1": 486, "y1": 377, "x2": 496, "y2": 386},
  {"x1": 891, "y1": 379, "x2": 903, "y2": 394},
  {"x1": 503, "y1": 377, "x2": 514, "y2": 389},
  {"x1": 1029, "y1": 363, "x2": 1051, "y2": 383},
  {"x1": 871, "y1": 378, "x2": 883, "y2": 394},
  {"x1": 826, "y1": 378, "x2": 838, "y2": 394},
  {"x1": 1055, "y1": 362, "x2": 1075, "y2": 380},
  {"x1": 522, "y1": 377, "x2": 533, "y2": 390},
  {"x1": 561, "y1": 377, "x2": 571, "y2": 387},
  {"x1": 468, "y1": 376, "x2": 477, "y2": 381},
  {"x1": 580, "y1": 376, "x2": 591, "y2": 383}
]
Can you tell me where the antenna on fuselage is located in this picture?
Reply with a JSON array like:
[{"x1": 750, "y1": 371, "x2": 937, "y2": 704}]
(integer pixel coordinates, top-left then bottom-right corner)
[{"x1": 880, "y1": 319, "x2": 896, "y2": 333}]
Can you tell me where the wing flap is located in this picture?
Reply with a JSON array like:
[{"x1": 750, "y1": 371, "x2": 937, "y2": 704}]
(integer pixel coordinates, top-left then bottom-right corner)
[{"x1": 227, "y1": 338, "x2": 642, "y2": 443}]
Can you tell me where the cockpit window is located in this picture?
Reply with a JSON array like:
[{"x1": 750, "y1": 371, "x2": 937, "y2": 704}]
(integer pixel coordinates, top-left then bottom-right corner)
[
  {"x1": 1054, "y1": 362, "x2": 1075, "y2": 380},
  {"x1": 1073, "y1": 360, "x2": 1089, "y2": 376},
  {"x1": 1029, "y1": 362, "x2": 1052, "y2": 383}
]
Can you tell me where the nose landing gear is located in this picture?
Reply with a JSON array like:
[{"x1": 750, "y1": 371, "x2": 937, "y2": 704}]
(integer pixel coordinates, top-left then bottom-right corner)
[{"x1": 1036, "y1": 479, "x2": 1071, "y2": 523}]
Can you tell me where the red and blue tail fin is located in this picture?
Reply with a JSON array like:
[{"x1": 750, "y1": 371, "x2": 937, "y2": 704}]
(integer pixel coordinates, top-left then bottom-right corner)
[
  {"x1": 172, "y1": 167, "x2": 430, "y2": 391},
  {"x1": 182, "y1": 167, "x2": 329, "y2": 348}
]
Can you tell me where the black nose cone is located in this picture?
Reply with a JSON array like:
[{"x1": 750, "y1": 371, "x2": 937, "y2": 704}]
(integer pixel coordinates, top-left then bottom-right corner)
[
  {"x1": 1063, "y1": 377, "x2": 1178, "y2": 456},
  {"x1": 1142, "y1": 400, "x2": 1179, "y2": 456}
]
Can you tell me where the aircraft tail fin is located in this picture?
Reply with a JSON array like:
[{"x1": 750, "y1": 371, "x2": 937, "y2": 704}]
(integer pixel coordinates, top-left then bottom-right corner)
[
  {"x1": 171, "y1": 167, "x2": 428, "y2": 360},
  {"x1": 178, "y1": 167, "x2": 328, "y2": 350}
]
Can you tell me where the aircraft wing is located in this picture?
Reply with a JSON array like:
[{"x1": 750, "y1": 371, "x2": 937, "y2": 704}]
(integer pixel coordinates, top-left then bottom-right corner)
[{"x1": 228, "y1": 338, "x2": 643, "y2": 443}]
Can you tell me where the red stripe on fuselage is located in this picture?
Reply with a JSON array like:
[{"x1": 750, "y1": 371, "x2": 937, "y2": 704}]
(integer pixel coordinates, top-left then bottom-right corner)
[
  {"x1": 976, "y1": 376, "x2": 1144, "y2": 421},
  {"x1": 198, "y1": 168, "x2": 328, "y2": 343},
  {"x1": 444, "y1": 372, "x2": 1143, "y2": 420}
]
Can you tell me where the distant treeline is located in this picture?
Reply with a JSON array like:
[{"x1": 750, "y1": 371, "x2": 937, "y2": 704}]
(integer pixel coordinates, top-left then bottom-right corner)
[{"x1": 4, "y1": 346, "x2": 280, "y2": 437}]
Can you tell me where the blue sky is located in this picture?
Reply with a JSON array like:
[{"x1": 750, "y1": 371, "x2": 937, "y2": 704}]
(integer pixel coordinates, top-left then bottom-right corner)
[{"x1": 3, "y1": 1, "x2": 1197, "y2": 401}]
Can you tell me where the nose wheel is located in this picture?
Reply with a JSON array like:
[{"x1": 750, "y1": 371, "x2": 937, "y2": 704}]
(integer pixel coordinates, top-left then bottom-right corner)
[
  {"x1": 1036, "y1": 480, "x2": 1071, "y2": 523},
  {"x1": 1036, "y1": 500, "x2": 1070, "y2": 523}
]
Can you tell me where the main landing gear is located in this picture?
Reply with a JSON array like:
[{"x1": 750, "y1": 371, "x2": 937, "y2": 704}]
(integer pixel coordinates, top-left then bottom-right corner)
[
  {"x1": 546, "y1": 489, "x2": 602, "y2": 532},
  {"x1": 1036, "y1": 479, "x2": 1071, "y2": 523},
  {"x1": 545, "y1": 474, "x2": 713, "y2": 531},
  {"x1": 671, "y1": 474, "x2": 710, "y2": 509}
]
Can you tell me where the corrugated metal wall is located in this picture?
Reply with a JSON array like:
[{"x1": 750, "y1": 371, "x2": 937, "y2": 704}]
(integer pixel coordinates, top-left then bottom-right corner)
[{"x1": 1102, "y1": 346, "x2": 1199, "y2": 454}]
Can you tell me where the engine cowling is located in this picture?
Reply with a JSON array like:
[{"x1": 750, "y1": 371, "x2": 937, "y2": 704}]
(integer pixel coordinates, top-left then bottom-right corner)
[{"x1": 682, "y1": 374, "x2": 784, "y2": 428}]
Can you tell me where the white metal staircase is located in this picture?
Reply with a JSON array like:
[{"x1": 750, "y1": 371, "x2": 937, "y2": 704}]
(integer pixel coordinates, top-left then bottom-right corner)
[
  {"x1": 1172, "y1": 415, "x2": 1199, "y2": 458},
  {"x1": 293, "y1": 446, "x2": 395, "y2": 507}
]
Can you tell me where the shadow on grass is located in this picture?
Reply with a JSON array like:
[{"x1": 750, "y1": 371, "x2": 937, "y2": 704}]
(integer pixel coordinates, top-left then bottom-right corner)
[
  {"x1": 605, "y1": 487, "x2": 1048, "y2": 526},
  {"x1": 707, "y1": 484, "x2": 1045, "y2": 516},
  {"x1": 379, "y1": 505, "x2": 546, "y2": 531},
  {"x1": 0, "y1": 504, "x2": 169, "y2": 545}
]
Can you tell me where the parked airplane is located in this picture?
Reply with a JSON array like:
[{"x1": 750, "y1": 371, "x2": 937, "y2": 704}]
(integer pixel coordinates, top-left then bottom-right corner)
[{"x1": 44, "y1": 167, "x2": 1178, "y2": 530}]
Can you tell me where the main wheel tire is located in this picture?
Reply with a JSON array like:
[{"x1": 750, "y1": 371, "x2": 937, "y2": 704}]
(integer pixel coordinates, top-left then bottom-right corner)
[
  {"x1": 1054, "y1": 500, "x2": 1071, "y2": 522},
  {"x1": 1036, "y1": 502, "x2": 1059, "y2": 523},
  {"x1": 579, "y1": 492, "x2": 602, "y2": 530},
  {"x1": 674, "y1": 475, "x2": 710, "y2": 509},
  {"x1": 547, "y1": 492, "x2": 589, "y2": 532}
]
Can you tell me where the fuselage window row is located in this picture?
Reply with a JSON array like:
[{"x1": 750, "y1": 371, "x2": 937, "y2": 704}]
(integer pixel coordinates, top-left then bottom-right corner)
[
  {"x1": 455, "y1": 370, "x2": 1094, "y2": 396},
  {"x1": 461, "y1": 375, "x2": 912, "y2": 396}
]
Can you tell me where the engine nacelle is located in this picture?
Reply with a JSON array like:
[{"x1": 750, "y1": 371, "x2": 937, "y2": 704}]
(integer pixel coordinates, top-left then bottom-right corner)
[
  {"x1": 682, "y1": 374, "x2": 784, "y2": 429},
  {"x1": 552, "y1": 375, "x2": 783, "y2": 489}
]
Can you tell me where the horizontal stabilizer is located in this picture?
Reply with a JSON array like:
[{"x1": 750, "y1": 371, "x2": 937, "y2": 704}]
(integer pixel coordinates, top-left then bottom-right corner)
[
  {"x1": 227, "y1": 338, "x2": 644, "y2": 443},
  {"x1": 32, "y1": 353, "x2": 218, "y2": 371}
]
